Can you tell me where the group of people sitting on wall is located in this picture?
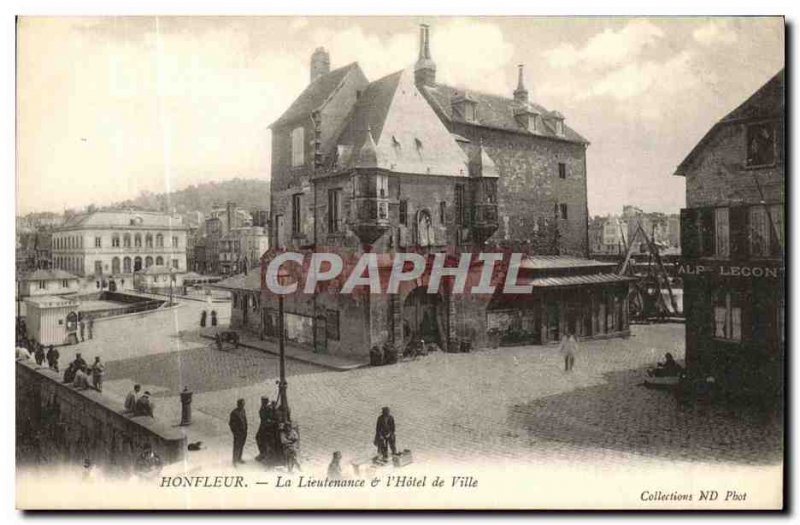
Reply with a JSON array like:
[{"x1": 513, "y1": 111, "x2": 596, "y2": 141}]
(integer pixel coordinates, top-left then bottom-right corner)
[
  {"x1": 123, "y1": 383, "x2": 156, "y2": 417},
  {"x1": 15, "y1": 337, "x2": 62, "y2": 374},
  {"x1": 62, "y1": 352, "x2": 106, "y2": 392}
]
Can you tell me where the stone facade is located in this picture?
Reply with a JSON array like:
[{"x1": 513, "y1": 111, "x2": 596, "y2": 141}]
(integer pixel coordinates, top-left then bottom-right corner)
[
  {"x1": 676, "y1": 69, "x2": 784, "y2": 399},
  {"x1": 51, "y1": 210, "x2": 188, "y2": 279}
]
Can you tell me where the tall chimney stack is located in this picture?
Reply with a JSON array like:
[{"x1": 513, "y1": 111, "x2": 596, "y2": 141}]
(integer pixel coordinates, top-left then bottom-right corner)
[
  {"x1": 414, "y1": 24, "x2": 436, "y2": 87},
  {"x1": 310, "y1": 47, "x2": 331, "y2": 84},
  {"x1": 514, "y1": 64, "x2": 529, "y2": 104}
]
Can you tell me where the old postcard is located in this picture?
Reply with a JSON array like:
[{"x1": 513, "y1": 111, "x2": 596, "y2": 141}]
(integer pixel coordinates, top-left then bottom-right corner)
[{"x1": 15, "y1": 15, "x2": 785, "y2": 510}]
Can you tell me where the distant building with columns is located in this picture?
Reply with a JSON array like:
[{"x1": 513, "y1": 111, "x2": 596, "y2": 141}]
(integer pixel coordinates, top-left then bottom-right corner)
[{"x1": 51, "y1": 210, "x2": 188, "y2": 286}]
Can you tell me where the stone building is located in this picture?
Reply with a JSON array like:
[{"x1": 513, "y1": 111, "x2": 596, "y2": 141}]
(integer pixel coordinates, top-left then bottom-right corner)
[
  {"x1": 51, "y1": 210, "x2": 188, "y2": 289},
  {"x1": 255, "y1": 25, "x2": 631, "y2": 358},
  {"x1": 675, "y1": 69, "x2": 784, "y2": 398}
]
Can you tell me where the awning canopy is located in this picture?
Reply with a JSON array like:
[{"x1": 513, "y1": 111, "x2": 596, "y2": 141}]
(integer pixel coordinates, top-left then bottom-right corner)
[{"x1": 526, "y1": 273, "x2": 636, "y2": 288}]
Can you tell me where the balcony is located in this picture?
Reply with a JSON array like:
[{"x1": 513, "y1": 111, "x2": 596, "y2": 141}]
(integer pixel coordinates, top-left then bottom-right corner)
[{"x1": 350, "y1": 196, "x2": 390, "y2": 245}]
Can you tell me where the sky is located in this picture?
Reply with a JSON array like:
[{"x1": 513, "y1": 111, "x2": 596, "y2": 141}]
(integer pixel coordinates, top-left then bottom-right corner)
[{"x1": 16, "y1": 16, "x2": 784, "y2": 216}]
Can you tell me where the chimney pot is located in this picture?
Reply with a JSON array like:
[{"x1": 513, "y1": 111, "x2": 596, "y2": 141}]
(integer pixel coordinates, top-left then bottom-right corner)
[{"x1": 310, "y1": 47, "x2": 331, "y2": 84}]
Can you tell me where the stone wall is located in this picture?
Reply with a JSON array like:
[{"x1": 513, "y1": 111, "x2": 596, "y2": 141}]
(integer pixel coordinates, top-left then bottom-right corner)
[
  {"x1": 16, "y1": 361, "x2": 186, "y2": 472},
  {"x1": 684, "y1": 120, "x2": 784, "y2": 209},
  {"x1": 451, "y1": 122, "x2": 589, "y2": 256}
]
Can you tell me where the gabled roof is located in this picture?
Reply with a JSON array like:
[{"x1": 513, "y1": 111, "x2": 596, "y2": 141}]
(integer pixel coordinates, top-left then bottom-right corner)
[
  {"x1": 270, "y1": 63, "x2": 361, "y2": 129},
  {"x1": 675, "y1": 69, "x2": 784, "y2": 176},
  {"x1": 334, "y1": 69, "x2": 470, "y2": 176},
  {"x1": 420, "y1": 84, "x2": 589, "y2": 144},
  {"x1": 20, "y1": 269, "x2": 79, "y2": 281}
]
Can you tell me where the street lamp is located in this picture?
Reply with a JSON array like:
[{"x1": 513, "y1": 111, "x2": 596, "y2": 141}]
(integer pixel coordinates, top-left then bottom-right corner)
[{"x1": 276, "y1": 265, "x2": 291, "y2": 423}]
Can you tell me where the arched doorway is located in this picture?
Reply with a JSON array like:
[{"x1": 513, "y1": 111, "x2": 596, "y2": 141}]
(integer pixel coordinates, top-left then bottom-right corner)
[
  {"x1": 145, "y1": 256, "x2": 153, "y2": 268},
  {"x1": 134, "y1": 257, "x2": 142, "y2": 272},
  {"x1": 402, "y1": 287, "x2": 447, "y2": 347},
  {"x1": 123, "y1": 257, "x2": 132, "y2": 273}
]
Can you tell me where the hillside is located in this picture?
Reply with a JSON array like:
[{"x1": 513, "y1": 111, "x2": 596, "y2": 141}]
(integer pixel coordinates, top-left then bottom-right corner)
[{"x1": 108, "y1": 178, "x2": 271, "y2": 215}]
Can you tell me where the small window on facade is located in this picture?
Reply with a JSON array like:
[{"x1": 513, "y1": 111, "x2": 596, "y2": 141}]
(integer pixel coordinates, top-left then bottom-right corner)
[
  {"x1": 376, "y1": 175, "x2": 388, "y2": 198},
  {"x1": 328, "y1": 189, "x2": 342, "y2": 233},
  {"x1": 172, "y1": 236, "x2": 179, "y2": 248},
  {"x1": 560, "y1": 203, "x2": 568, "y2": 220},
  {"x1": 746, "y1": 122, "x2": 776, "y2": 168},
  {"x1": 156, "y1": 234, "x2": 164, "y2": 248},
  {"x1": 38, "y1": 281, "x2": 46, "y2": 290},
  {"x1": 558, "y1": 162, "x2": 566, "y2": 179},
  {"x1": 95, "y1": 236, "x2": 101, "y2": 248},
  {"x1": 124, "y1": 234, "x2": 131, "y2": 248},
  {"x1": 326, "y1": 309, "x2": 340, "y2": 340},
  {"x1": 713, "y1": 292, "x2": 742, "y2": 342},
  {"x1": 454, "y1": 184, "x2": 465, "y2": 226},
  {"x1": 714, "y1": 207, "x2": 730, "y2": 258},
  {"x1": 292, "y1": 194, "x2": 302, "y2": 235},
  {"x1": 439, "y1": 202, "x2": 447, "y2": 224},
  {"x1": 291, "y1": 127, "x2": 305, "y2": 167},
  {"x1": 399, "y1": 200, "x2": 408, "y2": 226},
  {"x1": 112, "y1": 235, "x2": 120, "y2": 247},
  {"x1": 61, "y1": 279, "x2": 68, "y2": 288}
]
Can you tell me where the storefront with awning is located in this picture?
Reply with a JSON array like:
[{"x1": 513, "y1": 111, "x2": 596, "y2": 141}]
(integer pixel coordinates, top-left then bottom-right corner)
[{"x1": 487, "y1": 256, "x2": 636, "y2": 345}]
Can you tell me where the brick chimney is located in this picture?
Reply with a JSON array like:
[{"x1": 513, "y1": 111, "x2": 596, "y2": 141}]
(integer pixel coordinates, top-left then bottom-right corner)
[
  {"x1": 514, "y1": 64, "x2": 529, "y2": 104},
  {"x1": 310, "y1": 47, "x2": 330, "y2": 84},
  {"x1": 414, "y1": 24, "x2": 436, "y2": 87}
]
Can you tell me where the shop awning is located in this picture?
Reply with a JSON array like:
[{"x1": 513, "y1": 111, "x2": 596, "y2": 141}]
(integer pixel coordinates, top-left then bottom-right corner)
[
  {"x1": 211, "y1": 272, "x2": 262, "y2": 291},
  {"x1": 527, "y1": 273, "x2": 636, "y2": 288}
]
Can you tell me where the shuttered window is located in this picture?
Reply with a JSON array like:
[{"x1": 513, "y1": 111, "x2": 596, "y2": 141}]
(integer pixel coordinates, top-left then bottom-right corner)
[{"x1": 714, "y1": 207, "x2": 730, "y2": 258}]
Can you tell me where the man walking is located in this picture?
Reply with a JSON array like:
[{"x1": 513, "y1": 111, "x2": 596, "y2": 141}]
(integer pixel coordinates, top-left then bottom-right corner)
[
  {"x1": 124, "y1": 384, "x2": 141, "y2": 413},
  {"x1": 560, "y1": 333, "x2": 577, "y2": 372},
  {"x1": 228, "y1": 398, "x2": 248, "y2": 466},
  {"x1": 91, "y1": 356, "x2": 105, "y2": 392},
  {"x1": 374, "y1": 406, "x2": 397, "y2": 462},
  {"x1": 87, "y1": 317, "x2": 94, "y2": 340},
  {"x1": 79, "y1": 319, "x2": 85, "y2": 342}
]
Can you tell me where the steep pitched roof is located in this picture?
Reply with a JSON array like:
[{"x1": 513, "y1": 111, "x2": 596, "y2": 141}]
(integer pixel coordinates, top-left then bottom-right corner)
[
  {"x1": 335, "y1": 69, "x2": 469, "y2": 176},
  {"x1": 420, "y1": 84, "x2": 589, "y2": 144},
  {"x1": 270, "y1": 63, "x2": 361, "y2": 129},
  {"x1": 675, "y1": 69, "x2": 784, "y2": 176}
]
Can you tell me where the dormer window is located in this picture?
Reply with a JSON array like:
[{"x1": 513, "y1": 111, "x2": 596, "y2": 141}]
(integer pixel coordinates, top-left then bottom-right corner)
[
  {"x1": 555, "y1": 120, "x2": 564, "y2": 136},
  {"x1": 452, "y1": 92, "x2": 477, "y2": 123}
]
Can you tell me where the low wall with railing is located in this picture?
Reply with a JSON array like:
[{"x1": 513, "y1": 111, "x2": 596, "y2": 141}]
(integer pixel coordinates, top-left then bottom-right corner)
[{"x1": 16, "y1": 360, "x2": 186, "y2": 472}]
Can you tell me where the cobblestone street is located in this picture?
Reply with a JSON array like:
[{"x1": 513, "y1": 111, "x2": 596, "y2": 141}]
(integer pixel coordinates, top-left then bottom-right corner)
[{"x1": 81, "y1": 304, "x2": 783, "y2": 475}]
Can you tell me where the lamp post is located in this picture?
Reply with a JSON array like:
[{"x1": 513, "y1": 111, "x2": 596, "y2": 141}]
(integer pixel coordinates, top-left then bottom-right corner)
[
  {"x1": 276, "y1": 265, "x2": 290, "y2": 423},
  {"x1": 169, "y1": 268, "x2": 175, "y2": 306}
]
